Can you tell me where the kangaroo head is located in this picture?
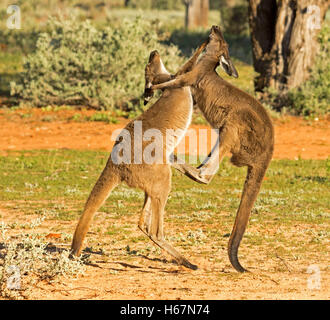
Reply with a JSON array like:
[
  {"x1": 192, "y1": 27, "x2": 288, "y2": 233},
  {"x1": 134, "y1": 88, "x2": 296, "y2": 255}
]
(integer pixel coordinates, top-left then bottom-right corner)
[
  {"x1": 207, "y1": 25, "x2": 238, "y2": 78},
  {"x1": 144, "y1": 50, "x2": 171, "y2": 105}
]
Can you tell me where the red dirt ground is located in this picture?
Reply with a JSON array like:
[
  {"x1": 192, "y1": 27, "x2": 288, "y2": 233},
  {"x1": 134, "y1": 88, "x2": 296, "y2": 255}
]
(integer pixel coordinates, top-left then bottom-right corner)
[{"x1": 0, "y1": 109, "x2": 329, "y2": 159}]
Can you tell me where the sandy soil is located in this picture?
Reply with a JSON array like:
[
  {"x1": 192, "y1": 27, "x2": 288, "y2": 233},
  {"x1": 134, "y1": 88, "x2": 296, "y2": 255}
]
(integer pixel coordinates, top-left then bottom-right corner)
[
  {"x1": 0, "y1": 205, "x2": 328, "y2": 300},
  {"x1": 0, "y1": 109, "x2": 329, "y2": 300}
]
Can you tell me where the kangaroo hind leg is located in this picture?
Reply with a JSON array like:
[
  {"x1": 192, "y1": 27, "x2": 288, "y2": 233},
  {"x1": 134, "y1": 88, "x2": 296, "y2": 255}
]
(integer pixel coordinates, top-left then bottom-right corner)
[
  {"x1": 148, "y1": 195, "x2": 198, "y2": 270},
  {"x1": 71, "y1": 166, "x2": 120, "y2": 256},
  {"x1": 147, "y1": 180, "x2": 198, "y2": 270},
  {"x1": 138, "y1": 193, "x2": 152, "y2": 236},
  {"x1": 228, "y1": 164, "x2": 268, "y2": 272},
  {"x1": 173, "y1": 128, "x2": 234, "y2": 185}
]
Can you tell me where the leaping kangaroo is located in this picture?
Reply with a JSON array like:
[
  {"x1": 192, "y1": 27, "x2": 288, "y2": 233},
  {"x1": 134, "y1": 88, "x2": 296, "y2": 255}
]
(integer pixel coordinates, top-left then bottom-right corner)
[
  {"x1": 151, "y1": 26, "x2": 274, "y2": 272},
  {"x1": 71, "y1": 41, "x2": 208, "y2": 270}
]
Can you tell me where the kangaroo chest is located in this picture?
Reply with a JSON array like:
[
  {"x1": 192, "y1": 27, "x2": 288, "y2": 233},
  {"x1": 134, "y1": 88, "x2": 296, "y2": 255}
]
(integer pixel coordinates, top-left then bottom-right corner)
[
  {"x1": 192, "y1": 84, "x2": 231, "y2": 129},
  {"x1": 164, "y1": 88, "x2": 193, "y2": 156}
]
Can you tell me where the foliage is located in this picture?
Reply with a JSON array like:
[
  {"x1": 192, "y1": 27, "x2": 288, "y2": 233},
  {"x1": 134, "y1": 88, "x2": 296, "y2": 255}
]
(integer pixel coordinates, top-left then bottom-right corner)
[
  {"x1": 126, "y1": 0, "x2": 184, "y2": 10},
  {"x1": 10, "y1": 16, "x2": 184, "y2": 110},
  {"x1": 220, "y1": 3, "x2": 249, "y2": 36},
  {"x1": 0, "y1": 214, "x2": 85, "y2": 299},
  {"x1": 0, "y1": 28, "x2": 39, "y2": 55},
  {"x1": 85, "y1": 112, "x2": 119, "y2": 124},
  {"x1": 168, "y1": 28, "x2": 252, "y2": 64}
]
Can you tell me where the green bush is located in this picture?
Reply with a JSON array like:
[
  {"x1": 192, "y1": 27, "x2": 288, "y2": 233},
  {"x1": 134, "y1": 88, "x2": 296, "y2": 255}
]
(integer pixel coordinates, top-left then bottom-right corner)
[
  {"x1": 0, "y1": 28, "x2": 39, "y2": 54},
  {"x1": 287, "y1": 23, "x2": 330, "y2": 117},
  {"x1": 220, "y1": 4, "x2": 249, "y2": 36},
  {"x1": 168, "y1": 28, "x2": 252, "y2": 64},
  {"x1": 10, "y1": 16, "x2": 184, "y2": 110},
  {"x1": 126, "y1": 0, "x2": 183, "y2": 10}
]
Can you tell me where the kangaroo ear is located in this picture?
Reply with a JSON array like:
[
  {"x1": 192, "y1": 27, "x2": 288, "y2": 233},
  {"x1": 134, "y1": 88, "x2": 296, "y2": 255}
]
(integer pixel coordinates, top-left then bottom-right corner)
[
  {"x1": 148, "y1": 50, "x2": 159, "y2": 62},
  {"x1": 143, "y1": 83, "x2": 154, "y2": 105},
  {"x1": 219, "y1": 55, "x2": 239, "y2": 78}
]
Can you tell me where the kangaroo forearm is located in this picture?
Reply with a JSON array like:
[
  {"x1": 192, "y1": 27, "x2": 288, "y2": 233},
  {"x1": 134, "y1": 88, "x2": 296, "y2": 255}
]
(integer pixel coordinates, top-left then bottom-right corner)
[
  {"x1": 152, "y1": 72, "x2": 194, "y2": 90},
  {"x1": 176, "y1": 40, "x2": 208, "y2": 76},
  {"x1": 152, "y1": 79, "x2": 181, "y2": 90},
  {"x1": 153, "y1": 73, "x2": 172, "y2": 85}
]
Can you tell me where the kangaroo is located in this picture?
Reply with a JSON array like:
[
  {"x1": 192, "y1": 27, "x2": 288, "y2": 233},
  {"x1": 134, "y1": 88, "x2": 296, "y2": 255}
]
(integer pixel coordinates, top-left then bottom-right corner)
[
  {"x1": 151, "y1": 26, "x2": 274, "y2": 272},
  {"x1": 71, "y1": 42, "x2": 208, "y2": 270}
]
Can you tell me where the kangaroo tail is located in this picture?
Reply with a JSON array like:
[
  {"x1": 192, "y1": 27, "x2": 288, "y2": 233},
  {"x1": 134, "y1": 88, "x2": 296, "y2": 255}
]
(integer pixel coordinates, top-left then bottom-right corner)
[
  {"x1": 228, "y1": 165, "x2": 268, "y2": 272},
  {"x1": 71, "y1": 163, "x2": 120, "y2": 256}
]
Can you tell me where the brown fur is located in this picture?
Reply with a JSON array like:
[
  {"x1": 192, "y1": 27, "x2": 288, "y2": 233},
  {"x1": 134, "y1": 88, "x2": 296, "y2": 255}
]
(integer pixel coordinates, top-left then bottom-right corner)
[
  {"x1": 151, "y1": 26, "x2": 274, "y2": 272},
  {"x1": 71, "y1": 42, "x2": 207, "y2": 270}
]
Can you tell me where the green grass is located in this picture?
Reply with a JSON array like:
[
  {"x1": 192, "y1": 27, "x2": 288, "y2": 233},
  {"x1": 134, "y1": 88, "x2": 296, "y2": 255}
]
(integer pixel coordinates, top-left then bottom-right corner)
[
  {"x1": 85, "y1": 112, "x2": 119, "y2": 124},
  {"x1": 220, "y1": 59, "x2": 255, "y2": 94},
  {"x1": 0, "y1": 150, "x2": 328, "y2": 225},
  {"x1": 0, "y1": 150, "x2": 328, "y2": 277}
]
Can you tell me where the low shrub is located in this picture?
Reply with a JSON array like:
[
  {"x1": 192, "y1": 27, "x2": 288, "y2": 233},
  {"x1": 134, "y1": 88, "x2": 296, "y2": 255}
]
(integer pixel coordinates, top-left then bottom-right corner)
[
  {"x1": 220, "y1": 3, "x2": 249, "y2": 37},
  {"x1": 126, "y1": 0, "x2": 183, "y2": 10},
  {"x1": 10, "y1": 16, "x2": 184, "y2": 111},
  {"x1": 0, "y1": 217, "x2": 85, "y2": 299}
]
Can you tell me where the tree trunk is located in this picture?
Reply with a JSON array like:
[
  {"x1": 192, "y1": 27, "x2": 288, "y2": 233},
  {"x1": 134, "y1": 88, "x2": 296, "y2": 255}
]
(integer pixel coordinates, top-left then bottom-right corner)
[
  {"x1": 248, "y1": 0, "x2": 328, "y2": 93},
  {"x1": 183, "y1": 0, "x2": 209, "y2": 29}
]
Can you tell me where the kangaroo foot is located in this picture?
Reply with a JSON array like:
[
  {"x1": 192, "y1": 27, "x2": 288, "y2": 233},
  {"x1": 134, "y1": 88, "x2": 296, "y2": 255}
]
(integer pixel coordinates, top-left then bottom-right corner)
[
  {"x1": 172, "y1": 163, "x2": 210, "y2": 185},
  {"x1": 149, "y1": 236, "x2": 198, "y2": 270},
  {"x1": 70, "y1": 238, "x2": 83, "y2": 257},
  {"x1": 187, "y1": 171, "x2": 211, "y2": 185},
  {"x1": 69, "y1": 247, "x2": 80, "y2": 258},
  {"x1": 183, "y1": 166, "x2": 212, "y2": 185}
]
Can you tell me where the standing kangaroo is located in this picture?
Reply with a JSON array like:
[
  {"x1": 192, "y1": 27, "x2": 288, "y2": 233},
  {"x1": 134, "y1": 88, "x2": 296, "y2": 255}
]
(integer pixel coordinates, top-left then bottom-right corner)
[
  {"x1": 71, "y1": 42, "x2": 207, "y2": 270},
  {"x1": 151, "y1": 26, "x2": 274, "y2": 272}
]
